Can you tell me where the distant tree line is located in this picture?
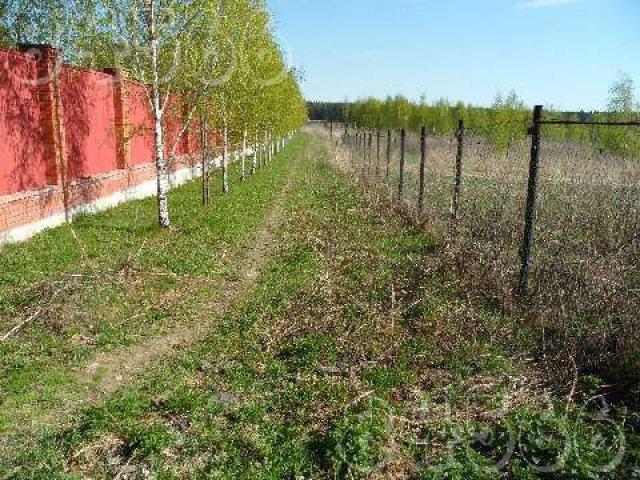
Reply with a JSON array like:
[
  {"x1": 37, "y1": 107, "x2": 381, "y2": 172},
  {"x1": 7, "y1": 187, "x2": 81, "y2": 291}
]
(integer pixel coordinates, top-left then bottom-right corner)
[
  {"x1": 306, "y1": 102, "x2": 347, "y2": 122},
  {"x1": 310, "y1": 74, "x2": 639, "y2": 157}
]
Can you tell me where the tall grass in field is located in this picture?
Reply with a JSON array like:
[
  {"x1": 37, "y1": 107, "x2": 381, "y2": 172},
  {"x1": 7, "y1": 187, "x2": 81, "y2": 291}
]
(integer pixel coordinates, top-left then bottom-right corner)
[{"x1": 345, "y1": 125, "x2": 640, "y2": 390}]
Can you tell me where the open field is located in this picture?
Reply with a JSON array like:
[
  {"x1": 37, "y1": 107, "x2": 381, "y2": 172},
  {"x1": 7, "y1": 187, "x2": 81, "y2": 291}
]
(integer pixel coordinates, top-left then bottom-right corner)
[
  {"x1": 3, "y1": 131, "x2": 638, "y2": 478},
  {"x1": 338, "y1": 125, "x2": 640, "y2": 390}
]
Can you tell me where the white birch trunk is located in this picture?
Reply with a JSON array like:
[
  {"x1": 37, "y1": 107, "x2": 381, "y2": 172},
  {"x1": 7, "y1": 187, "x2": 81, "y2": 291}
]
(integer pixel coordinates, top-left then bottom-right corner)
[
  {"x1": 264, "y1": 131, "x2": 269, "y2": 165},
  {"x1": 201, "y1": 118, "x2": 208, "y2": 206},
  {"x1": 264, "y1": 131, "x2": 268, "y2": 166},
  {"x1": 252, "y1": 127, "x2": 258, "y2": 174},
  {"x1": 270, "y1": 131, "x2": 274, "y2": 162},
  {"x1": 222, "y1": 117, "x2": 229, "y2": 193},
  {"x1": 241, "y1": 126, "x2": 247, "y2": 181},
  {"x1": 148, "y1": 0, "x2": 170, "y2": 228}
]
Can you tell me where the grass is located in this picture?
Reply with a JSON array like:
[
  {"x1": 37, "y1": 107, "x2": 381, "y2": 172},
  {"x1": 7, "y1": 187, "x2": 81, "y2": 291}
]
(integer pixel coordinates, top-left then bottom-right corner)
[
  {"x1": 0, "y1": 144, "x2": 297, "y2": 434},
  {"x1": 2, "y1": 131, "x2": 639, "y2": 478},
  {"x1": 347, "y1": 127, "x2": 640, "y2": 394}
]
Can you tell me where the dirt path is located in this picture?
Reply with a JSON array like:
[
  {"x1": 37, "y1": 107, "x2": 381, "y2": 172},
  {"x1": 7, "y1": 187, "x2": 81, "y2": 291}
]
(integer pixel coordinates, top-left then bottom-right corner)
[
  {"x1": 17, "y1": 163, "x2": 297, "y2": 434},
  {"x1": 82, "y1": 178, "x2": 293, "y2": 395}
]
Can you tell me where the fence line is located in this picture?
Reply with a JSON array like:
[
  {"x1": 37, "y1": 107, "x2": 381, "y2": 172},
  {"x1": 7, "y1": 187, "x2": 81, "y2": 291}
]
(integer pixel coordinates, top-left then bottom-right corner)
[{"x1": 333, "y1": 104, "x2": 640, "y2": 297}]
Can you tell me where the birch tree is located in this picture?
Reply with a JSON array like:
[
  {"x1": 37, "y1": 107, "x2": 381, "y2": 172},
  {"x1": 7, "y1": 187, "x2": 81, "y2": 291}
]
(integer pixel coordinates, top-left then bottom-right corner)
[
  {"x1": 5, "y1": 0, "x2": 308, "y2": 219},
  {"x1": 23, "y1": 0, "x2": 226, "y2": 227}
]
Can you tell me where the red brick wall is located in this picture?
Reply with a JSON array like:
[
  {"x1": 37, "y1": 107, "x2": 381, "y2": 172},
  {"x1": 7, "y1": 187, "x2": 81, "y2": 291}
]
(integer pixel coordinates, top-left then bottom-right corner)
[
  {"x1": 0, "y1": 48, "x2": 48, "y2": 195},
  {"x1": 127, "y1": 81, "x2": 155, "y2": 166},
  {"x1": 0, "y1": 45, "x2": 206, "y2": 241},
  {"x1": 60, "y1": 66, "x2": 120, "y2": 179},
  {"x1": 0, "y1": 188, "x2": 64, "y2": 233},
  {"x1": 164, "y1": 95, "x2": 189, "y2": 158}
]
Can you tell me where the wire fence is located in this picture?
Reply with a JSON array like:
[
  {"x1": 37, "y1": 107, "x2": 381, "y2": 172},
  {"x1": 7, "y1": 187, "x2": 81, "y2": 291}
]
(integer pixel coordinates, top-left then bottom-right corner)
[{"x1": 330, "y1": 108, "x2": 640, "y2": 382}]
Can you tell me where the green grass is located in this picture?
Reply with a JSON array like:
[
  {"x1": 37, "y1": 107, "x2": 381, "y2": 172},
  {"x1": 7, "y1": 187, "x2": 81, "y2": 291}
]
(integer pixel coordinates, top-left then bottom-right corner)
[
  {"x1": 2, "y1": 132, "x2": 639, "y2": 478},
  {"x1": 0, "y1": 143, "x2": 300, "y2": 434}
]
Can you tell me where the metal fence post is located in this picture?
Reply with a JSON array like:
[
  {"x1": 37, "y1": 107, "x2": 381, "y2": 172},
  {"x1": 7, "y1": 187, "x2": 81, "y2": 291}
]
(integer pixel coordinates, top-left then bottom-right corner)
[
  {"x1": 368, "y1": 132, "x2": 373, "y2": 177},
  {"x1": 398, "y1": 129, "x2": 406, "y2": 204},
  {"x1": 386, "y1": 129, "x2": 391, "y2": 181},
  {"x1": 451, "y1": 119, "x2": 465, "y2": 223},
  {"x1": 419, "y1": 126, "x2": 426, "y2": 214},
  {"x1": 360, "y1": 130, "x2": 367, "y2": 179},
  {"x1": 375, "y1": 130, "x2": 381, "y2": 178},
  {"x1": 517, "y1": 105, "x2": 543, "y2": 296},
  {"x1": 363, "y1": 130, "x2": 367, "y2": 161}
]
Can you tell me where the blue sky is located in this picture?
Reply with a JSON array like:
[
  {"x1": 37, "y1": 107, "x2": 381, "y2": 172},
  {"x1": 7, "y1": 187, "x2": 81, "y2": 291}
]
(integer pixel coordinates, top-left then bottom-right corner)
[{"x1": 268, "y1": 0, "x2": 640, "y2": 110}]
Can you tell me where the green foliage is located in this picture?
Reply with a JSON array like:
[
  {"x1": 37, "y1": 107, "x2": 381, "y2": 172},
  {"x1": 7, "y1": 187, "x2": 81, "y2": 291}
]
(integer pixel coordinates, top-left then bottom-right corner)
[
  {"x1": 343, "y1": 77, "x2": 639, "y2": 157},
  {"x1": 205, "y1": 0, "x2": 306, "y2": 139},
  {"x1": 542, "y1": 73, "x2": 639, "y2": 156},
  {"x1": 343, "y1": 91, "x2": 530, "y2": 151},
  {"x1": 608, "y1": 73, "x2": 637, "y2": 113},
  {"x1": 307, "y1": 101, "x2": 346, "y2": 121},
  {"x1": 0, "y1": 0, "x2": 92, "y2": 56},
  {"x1": 329, "y1": 398, "x2": 393, "y2": 478}
]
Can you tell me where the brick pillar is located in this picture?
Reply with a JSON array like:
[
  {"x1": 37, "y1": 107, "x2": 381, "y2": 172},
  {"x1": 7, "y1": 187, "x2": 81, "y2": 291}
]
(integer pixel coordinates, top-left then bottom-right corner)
[
  {"x1": 103, "y1": 68, "x2": 130, "y2": 170},
  {"x1": 19, "y1": 44, "x2": 67, "y2": 187}
]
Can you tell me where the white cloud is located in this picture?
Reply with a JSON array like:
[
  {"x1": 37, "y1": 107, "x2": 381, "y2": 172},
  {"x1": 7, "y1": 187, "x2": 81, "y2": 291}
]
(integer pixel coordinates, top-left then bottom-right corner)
[{"x1": 517, "y1": 0, "x2": 586, "y2": 8}]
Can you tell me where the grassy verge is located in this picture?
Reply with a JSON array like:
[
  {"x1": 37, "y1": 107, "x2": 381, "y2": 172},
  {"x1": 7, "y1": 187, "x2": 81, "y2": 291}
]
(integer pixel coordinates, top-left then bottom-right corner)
[
  {"x1": 0, "y1": 141, "x2": 301, "y2": 434},
  {"x1": 359, "y1": 131, "x2": 640, "y2": 391},
  {"x1": 2, "y1": 133, "x2": 639, "y2": 478}
]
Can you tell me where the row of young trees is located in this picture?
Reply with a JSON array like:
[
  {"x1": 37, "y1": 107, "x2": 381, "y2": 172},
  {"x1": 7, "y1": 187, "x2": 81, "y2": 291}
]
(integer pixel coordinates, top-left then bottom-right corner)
[
  {"x1": 0, "y1": 0, "x2": 307, "y2": 227},
  {"x1": 342, "y1": 75, "x2": 640, "y2": 156}
]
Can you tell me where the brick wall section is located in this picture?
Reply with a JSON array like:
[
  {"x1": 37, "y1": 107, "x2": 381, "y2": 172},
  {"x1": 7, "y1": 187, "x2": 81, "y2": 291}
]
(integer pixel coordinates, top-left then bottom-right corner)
[
  {"x1": 0, "y1": 44, "x2": 248, "y2": 244},
  {"x1": 1, "y1": 45, "x2": 69, "y2": 236},
  {"x1": 0, "y1": 44, "x2": 207, "y2": 242},
  {"x1": 126, "y1": 81, "x2": 155, "y2": 165},
  {"x1": 18, "y1": 45, "x2": 67, "y2": 187},
  {"x1": 22, "y1": 45, "x2": 66, "y2": 185},
  {"x1": 61, "y1": 66, "x2": 120, "y2": 179},
  {"x1": 0, "y1": 188, "x2": 64, "y2": 233},
  {"x1": 0, "y1": 48, "x2": 48, "y2": 194},
  {"x1": 128, "y1": 164, "x2": 157, "y2": 187},
  {"x1": 104, "y1": 68, "x2": 130, "y2": 170}
]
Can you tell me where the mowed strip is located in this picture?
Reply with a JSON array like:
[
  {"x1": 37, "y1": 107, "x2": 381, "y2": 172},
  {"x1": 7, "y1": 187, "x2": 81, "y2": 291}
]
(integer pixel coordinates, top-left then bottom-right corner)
[{"x1": 0, "y1": 136, "x2": 305, "y2": 438}]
